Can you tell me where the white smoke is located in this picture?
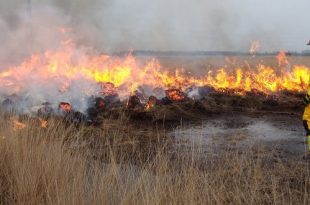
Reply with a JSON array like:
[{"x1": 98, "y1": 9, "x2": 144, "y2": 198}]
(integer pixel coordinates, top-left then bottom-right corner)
[
  {"x1": 0, "y1": 0, "x2": 309, "y2": 114},
  {"x1": 1, "y1": 0, "x2": 309, "y2": 58}
]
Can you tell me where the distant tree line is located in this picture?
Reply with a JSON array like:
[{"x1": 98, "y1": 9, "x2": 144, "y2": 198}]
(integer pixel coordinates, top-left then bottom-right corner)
[{"x1": 112, "y1": 50, "x2": 310, "y2": 57}]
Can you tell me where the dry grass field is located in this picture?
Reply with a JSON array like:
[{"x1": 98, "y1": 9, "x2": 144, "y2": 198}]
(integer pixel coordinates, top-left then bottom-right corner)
[
  {"x1": 0, "y1": 112, "x2": 309, "y2": 205},
  {"x1": 155, "y1": 55, "x2": 310, "y2": 72}
]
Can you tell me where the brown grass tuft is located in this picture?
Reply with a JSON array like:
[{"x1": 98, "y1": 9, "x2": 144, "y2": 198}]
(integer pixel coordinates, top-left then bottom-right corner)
[{"x1": 0, "y1": 114, "x2": 309, "y2": 204}]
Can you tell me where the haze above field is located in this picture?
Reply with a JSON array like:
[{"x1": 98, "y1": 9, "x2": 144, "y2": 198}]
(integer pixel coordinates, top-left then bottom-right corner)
[{"x1": 0, "y1": 0, "x2": 309, "y2": 57}]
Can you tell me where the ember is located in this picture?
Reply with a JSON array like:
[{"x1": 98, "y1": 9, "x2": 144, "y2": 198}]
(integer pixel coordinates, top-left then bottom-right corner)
[
  {"x1": 11, "y1": 118, "x2": 26, "y2": 130},
  {"x1": 95, "y1": 97, "x2": 106, "y2": 110},
  {"x1": 39, "y1": 118, "x2": 48, "y2": 128},
  {"x1": 58, "y1": 102, "x2": 73, "y2": 113},
  {"x1": 145, "y1": 96, "x2": 160, "y2": 110},
  {"x1": 165, "y1": 89, "x2": 188, "y2": 102}
]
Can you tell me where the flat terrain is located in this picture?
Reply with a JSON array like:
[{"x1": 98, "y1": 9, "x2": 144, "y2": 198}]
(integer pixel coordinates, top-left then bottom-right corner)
[
  {"x1": 172, "y1": 112, "x2": 307, "y2": 159},
  {"x1": 0, "y1": 55, "x2": 309, "y2": 204}
]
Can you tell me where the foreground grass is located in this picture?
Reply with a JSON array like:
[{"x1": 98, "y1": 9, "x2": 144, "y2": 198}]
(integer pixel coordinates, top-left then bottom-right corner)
[{"x1": 0, "y1": 116, "x2": 309, "y2": 205}]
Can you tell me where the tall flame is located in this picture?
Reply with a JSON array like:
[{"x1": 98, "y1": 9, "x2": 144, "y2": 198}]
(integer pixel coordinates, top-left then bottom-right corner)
[
  {"x1": 276, "y1": 51, "x2": 289, "y2": 67},
  {"x1": 250, "y1": 40, "x2": 260, "y2": 56},
  {"x1": 0, "y1": 43, "x2": 309, "y2": 108}
]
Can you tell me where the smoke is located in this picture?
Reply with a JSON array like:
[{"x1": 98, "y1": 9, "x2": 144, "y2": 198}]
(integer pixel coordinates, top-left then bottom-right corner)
[
  {"x1": 0, "y1": 0, "x2": 309, "y2": 59},
  {"x1": 0, "y1": 0, "x2": 309, "y2": 114}
]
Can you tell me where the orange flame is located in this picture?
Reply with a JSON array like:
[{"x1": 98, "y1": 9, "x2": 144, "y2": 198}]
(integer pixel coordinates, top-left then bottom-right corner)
[
  {"x1": 11, "y1": 118, "x2": 27, "y2": 130},
  {"x1": 145, "y1": 96, "x2": 159, "y2": 110},
  {"x1": 0, "y1": 43, "x2": 309, "y2": 104},
  {"x1": 250, "y1": 40, "x2": 260, "y2": 56},
  {"x1": 166, "y1": 89, "x2": 187, "y2": 102},
  {"x1": 59, "y1": 102, "x2": 72, "y2": 112},
  {"x1": 276, "y1": 51, "x2": 289, "y2": 66},
  {"x1": 39, "y1": 118, "x2": 48, "y2": 128}
]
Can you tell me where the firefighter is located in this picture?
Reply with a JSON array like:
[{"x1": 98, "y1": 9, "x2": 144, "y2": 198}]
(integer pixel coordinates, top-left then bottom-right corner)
[{"x1": 303, "y1": 81, "x2": 310, "y2": 155}]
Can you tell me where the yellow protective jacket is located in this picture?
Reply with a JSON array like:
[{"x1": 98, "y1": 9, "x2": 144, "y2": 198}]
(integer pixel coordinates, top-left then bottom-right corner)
[
  {"x1": 303, "y1": 88, "x2": 310, "y2": 121},
  {"x1": 304, "y1": 104, "x2": 310, "y2": 121}
]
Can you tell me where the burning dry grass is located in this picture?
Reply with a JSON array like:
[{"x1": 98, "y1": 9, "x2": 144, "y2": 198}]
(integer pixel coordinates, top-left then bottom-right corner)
[{"x1": 0, "y1": 114, "x2": 309, "y2": 204}]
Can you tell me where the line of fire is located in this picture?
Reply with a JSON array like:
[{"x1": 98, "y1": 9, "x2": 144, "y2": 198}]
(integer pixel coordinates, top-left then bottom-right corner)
[{"x1": 0, "y1": 40, "x2": 309, "y2": 129}]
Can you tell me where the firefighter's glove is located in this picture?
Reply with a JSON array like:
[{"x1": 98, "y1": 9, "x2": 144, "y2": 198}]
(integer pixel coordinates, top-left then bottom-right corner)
[{"x1": 304, "y1": 94, "x2": 310, "y2": 105}]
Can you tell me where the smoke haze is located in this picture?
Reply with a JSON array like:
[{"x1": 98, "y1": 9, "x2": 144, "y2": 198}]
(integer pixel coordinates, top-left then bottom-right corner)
[
  {"x1": 0, "y1": 0, "x2": 309, "y2": 60},
  {"x1": 0, "y1": 0, "x2": 309, "y2": 114}
]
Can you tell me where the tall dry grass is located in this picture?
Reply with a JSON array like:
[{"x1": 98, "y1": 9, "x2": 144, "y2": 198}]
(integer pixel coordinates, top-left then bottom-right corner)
[{"x1": 0, "y1": 115, "x2": 309, "y2": 205}]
